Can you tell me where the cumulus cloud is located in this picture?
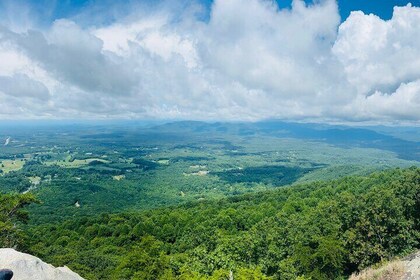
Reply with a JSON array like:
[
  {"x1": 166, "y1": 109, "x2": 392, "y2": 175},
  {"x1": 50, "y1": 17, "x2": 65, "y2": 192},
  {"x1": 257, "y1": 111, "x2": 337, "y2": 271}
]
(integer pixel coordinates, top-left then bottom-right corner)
[
  {"x1": 15, "y1": 20, "x2": 140, "y2": 96},
  {"x1": 0, "y1": 74, "x2": 49, "y2": 99},
  {"x1": 371, "y1": 81, "x2": 420, "y2": 119},
  {"x1": 332, "y1": 4, "x2": 420, "y2": 122},
  {"x1": 202, "y1": 0, "x2": 341, "y2": 96},
  {"x1": 333, "y1": 4, "x2": 420, "y2": 95},
  {"x1": 0, "y1": 0, "x2": 418, "y2": 123}
]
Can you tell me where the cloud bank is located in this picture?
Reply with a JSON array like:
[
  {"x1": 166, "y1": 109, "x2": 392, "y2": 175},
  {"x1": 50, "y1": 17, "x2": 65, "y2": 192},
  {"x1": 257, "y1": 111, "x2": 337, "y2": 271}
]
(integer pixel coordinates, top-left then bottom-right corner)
[{"x1": 0, "y1": 0, "x2": 419, "y2": 123}]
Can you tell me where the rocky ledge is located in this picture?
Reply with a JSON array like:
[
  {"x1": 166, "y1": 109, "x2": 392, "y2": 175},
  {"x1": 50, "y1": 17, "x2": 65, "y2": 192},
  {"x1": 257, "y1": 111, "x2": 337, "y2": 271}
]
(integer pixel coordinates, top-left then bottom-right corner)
[
  {"x1": 0, "y1": 249, "x2": 84, "y2": 280},
  {"x1": 403, "y1": 250, "x2": 420, "y2": 280}
]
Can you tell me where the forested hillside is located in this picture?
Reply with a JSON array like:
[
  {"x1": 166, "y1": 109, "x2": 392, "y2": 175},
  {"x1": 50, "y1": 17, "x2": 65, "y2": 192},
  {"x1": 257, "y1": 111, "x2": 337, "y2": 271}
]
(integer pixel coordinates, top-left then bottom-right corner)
[{"x1": 19, "y1": 167, "x2": 419, "y2": 280}]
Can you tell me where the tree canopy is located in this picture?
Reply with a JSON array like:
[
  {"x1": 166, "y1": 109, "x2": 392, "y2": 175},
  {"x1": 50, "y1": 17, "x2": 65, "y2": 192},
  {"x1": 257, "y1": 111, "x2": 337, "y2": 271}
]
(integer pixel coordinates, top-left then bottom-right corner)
[
  {"x1": 0, "y1": 193, "x2": 38, "y2": 248},
  {"x1": 25, "y1": 167, "x2": 419, "y2": 280}
]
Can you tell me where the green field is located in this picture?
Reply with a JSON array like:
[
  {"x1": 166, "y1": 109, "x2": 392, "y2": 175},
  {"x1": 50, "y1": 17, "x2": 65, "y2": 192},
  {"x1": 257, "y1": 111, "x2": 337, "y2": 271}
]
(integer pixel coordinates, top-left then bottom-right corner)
[{"x1": 0, "y1": 159, "x2": 25, "y2": 174}]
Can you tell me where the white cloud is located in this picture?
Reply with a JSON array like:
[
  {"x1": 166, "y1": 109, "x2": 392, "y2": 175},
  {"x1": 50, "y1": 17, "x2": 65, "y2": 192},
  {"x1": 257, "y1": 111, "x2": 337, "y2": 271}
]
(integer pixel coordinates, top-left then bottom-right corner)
[
  {"x1": 201, "y1": 0, "x2": 341, "y2": 96},
  {"x1": 358, "y1": 80, "x2": 420, "y2": 121},
  {"x1": 95, "y1": 18, "x2": 199, "y2": 68},
  {"x1": 0, "y1": 0, "x2": 418, "y2": 123},
  {"x1": 0, "y1": 74, "x2": 49, "y2": 99},
  {"x1": 333, "y1": 4, "x2": 420, "y2": 96},
  {"x1": 331, "y1": 3, "x2": 420, "y2": 122}
]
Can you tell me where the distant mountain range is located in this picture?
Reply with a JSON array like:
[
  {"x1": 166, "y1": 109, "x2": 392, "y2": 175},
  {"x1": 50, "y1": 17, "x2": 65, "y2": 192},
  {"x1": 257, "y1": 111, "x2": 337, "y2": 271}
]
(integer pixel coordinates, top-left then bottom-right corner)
[{"x1": 151, "y1": 120, "x2": 420, "y2": 161}]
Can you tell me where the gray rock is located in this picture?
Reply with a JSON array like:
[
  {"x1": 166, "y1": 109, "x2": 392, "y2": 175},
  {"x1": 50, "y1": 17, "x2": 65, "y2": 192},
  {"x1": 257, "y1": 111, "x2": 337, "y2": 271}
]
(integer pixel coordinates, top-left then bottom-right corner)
[
  {"x1": 0, "y1": 249, "x2": 85, "y2": 280},
  {"x1": 403, "y1": 251, "x2": 420, "y2": 280}
]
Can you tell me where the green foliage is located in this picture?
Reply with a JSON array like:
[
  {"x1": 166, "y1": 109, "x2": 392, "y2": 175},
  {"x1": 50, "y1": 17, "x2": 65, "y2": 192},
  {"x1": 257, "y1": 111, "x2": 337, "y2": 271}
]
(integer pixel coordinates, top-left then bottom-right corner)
[
  {"x1": 26, "y1": 168, "x2": 419, "y2": 280},
  {"x1": 0, "y1": 193, "x2": 38, "y2": 248}
]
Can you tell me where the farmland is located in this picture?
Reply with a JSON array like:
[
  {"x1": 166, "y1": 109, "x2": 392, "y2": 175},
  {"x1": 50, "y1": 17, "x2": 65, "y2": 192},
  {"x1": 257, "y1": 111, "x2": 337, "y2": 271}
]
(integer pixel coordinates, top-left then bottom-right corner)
[{"x1": 0, "y1": 121, "x2": 418, "y2": 224}]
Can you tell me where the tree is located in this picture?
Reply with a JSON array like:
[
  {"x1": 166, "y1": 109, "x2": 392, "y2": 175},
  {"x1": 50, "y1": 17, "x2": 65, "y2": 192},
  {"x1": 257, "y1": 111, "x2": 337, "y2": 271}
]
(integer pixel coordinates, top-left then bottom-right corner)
[{"x1": 0, "y1": 193, "x2": 38, "y2": 248}]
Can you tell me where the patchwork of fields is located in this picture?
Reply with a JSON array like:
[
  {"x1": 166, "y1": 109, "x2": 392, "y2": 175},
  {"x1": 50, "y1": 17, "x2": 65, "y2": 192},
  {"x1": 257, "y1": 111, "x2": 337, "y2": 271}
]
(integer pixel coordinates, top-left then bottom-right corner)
[{"x1": 0, "y1": 121, "x2": 418, "y2": 223}]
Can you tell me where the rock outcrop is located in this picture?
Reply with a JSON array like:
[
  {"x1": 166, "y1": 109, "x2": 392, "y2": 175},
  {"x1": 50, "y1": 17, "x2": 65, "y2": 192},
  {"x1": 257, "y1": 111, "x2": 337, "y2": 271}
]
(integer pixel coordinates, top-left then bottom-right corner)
[
  {"x1": 403, "y1": 250, "x2": 420, "y2": 280},
  {"x1": 0, "y1": 249, "x2": 84, "y2": 280},
  {"x1": 350, "y1": 250, "x2": 420, "y2": 280}
]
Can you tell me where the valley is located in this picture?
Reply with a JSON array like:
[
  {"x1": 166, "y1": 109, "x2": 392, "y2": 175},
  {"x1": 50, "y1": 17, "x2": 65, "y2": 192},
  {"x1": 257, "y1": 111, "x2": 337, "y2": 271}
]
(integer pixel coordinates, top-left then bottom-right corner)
[
  {"x1": 0, "y1": 121, "x2": 419, "y2": 279},
  {"x1": 0, "y1": 121, "x2": 418, "y2": 224}
]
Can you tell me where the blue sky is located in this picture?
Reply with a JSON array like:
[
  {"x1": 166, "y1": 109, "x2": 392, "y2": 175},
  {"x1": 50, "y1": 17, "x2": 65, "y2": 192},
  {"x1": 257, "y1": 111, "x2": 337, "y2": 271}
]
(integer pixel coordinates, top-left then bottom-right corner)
[
  {"x1": 335, "y1": 0, "x2": 420, "y2": 19},
  {"x1": 2, "y1": 0, "x2": 419, "y2": 27},
  {"x1": 281, "y1": 0, "x2": 420, "y2": 20},
  {"x1": 0, "y1": 0, "x2": 419, "y2": 123}
]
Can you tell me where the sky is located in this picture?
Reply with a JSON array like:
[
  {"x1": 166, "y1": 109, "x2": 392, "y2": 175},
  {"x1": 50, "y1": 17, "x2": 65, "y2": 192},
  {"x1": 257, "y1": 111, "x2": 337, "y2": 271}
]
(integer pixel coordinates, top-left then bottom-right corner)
[{"x1": 0, "y1": 0, "x2": 419, "y2": 124}]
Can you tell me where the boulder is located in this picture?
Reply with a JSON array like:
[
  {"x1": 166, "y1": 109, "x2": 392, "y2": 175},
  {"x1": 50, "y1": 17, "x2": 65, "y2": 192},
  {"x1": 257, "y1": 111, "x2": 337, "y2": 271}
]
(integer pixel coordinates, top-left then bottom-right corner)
[
  {"x1": 403, "y1": 251, "x2": 420, "y2": 280},
  {"x1": 0, "y1": 249, "x2": 84, "y2": 280}
]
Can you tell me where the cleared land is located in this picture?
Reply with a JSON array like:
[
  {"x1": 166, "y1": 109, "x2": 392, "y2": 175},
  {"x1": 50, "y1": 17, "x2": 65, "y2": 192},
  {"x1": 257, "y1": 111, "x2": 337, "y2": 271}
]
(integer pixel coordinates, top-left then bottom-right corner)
[
  {"x1": 0, "y1": 159, "x2": 25, "y2": 174},
  {"x1": 44, "y1": 158, "x2": 109, "y2": 168}
]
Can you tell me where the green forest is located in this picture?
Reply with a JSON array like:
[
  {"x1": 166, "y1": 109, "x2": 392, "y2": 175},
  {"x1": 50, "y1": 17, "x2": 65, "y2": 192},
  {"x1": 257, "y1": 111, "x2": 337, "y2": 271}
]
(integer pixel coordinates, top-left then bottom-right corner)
[
  {"x1": 1, "y1": 122, "x2": 419, "y2": 279},
  {"x1": 2, "y1": 167, "x2": 419, "y2": 280}
]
